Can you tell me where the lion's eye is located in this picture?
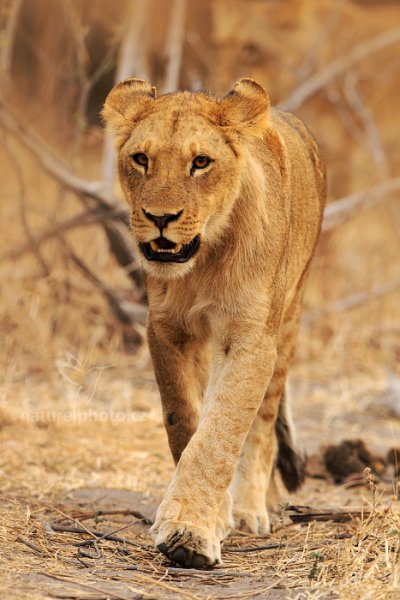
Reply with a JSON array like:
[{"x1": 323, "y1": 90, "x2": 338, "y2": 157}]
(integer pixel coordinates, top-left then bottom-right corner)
[
  {"x1": 191, "y1": 155, "x2": 212, "y2": 171},
  {"x1": 131, "y1": 153, "x2": 148, "y2": 168}
]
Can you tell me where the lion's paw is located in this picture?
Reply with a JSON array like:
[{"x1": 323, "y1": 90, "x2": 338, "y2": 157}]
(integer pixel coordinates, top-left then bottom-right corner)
[
  {"x1": 233, "y1": 507, "x2": 270, "y2": 535},
  {"x1": 151, "y1": 520, "x2": 221, "y2": 568}
]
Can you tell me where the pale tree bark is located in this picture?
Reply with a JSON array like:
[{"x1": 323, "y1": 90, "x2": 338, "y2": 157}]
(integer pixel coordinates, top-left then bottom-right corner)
[
  {"x1": 162, "y1": 0, "x2": 187, "y2": 93},
  {"x1": 0, "y1": 0, "x2": 23, "y2": 82},
  {"x1": 101, "y1": 0, "x2": 149, "y2": 193}
]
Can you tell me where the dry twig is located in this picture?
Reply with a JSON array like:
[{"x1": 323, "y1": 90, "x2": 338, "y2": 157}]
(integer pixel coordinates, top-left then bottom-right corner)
[
  {"x1": 322, "y1": 177, "x2": 400, "y2": 232},
  {"x1": 49, "y1": 523, "x2": 149, "y2": 548},
  {"x1": 64, "y1": 242, "x2": 147, "y2": 326},
  {"x1": 1, "y1": 136, "x2": 49, "y2": 274},
  {"x1": 287, "y1": 505, "x2": 371, "y2": 523},
  {"x1": 0, "y1": 205, "x2": 129, "y2": 262},
  {"x1": 0, "y1": 98, "x2": 145, "y2": 292},
  {"x1": 280, "y1": 28, "x2": 400, "y2": 111},
  {"x1": 323, "y1": 278, "x2": 400, "y2": 313},
  {"x1": 15, "y1": 535, "x2": 50, "y2": 556},
  {"x1": 66, "y1": 507, "x2": 153, "y2": 525}
]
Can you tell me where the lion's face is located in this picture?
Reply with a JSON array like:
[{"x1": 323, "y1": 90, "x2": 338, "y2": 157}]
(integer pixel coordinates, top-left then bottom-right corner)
[
  {"x1": 117, "y1": 101, "x2": 241, "y2": 279},
  {"x1": 102, "y1": 79, "x2": 269, "y2": 279}
]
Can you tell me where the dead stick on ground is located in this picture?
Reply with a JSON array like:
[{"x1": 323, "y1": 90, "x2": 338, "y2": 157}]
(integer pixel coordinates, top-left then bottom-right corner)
[
  {"x1": 164, "y1": 566, "x2": 256, "y2": 577},
  {"x1": 287, "y1": 505, "x2": 371, "y2": 523},
  {"x1": 49, "y1": 523, "x2": 149, "y2": 548},
  {"x1": 15, "y1": 535, "x2": 51, "y2": 556},
  {"x1": 15, "y1": 535, "x2": 88, "y2": 567},
  {"x1": 76, "y1": 519, "x2": 148, "y2": 546},
  {"x1": 65, "y1": 507, "x2": 153, "y2": 525},
  {"x1": 49, "y1": 507, "x2": 104, "y2": 541},
  {"x1": 225, "y1": 542, "x2": 295, "y2": 553},
  {"x1": 225, "y1": 536, "x2": 352, "y2": 555}
]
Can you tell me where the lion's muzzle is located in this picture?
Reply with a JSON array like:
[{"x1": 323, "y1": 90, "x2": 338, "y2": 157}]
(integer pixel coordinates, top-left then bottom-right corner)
[{"x1": 139, "y1": 235, "x2": 201, "y2": 263}]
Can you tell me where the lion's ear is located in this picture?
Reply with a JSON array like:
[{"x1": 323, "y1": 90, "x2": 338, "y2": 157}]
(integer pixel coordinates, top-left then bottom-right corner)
[
  {"x1": 220, "y1": 78, "x2": 269, "y2": 134},
  {"x1": 102, "y1": 78, "x2": 156, "y2": 134}
]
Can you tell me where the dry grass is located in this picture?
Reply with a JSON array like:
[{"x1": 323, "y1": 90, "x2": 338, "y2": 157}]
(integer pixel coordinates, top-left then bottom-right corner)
[
  {"x1": 1, "y1": 94, "x2": 400, "y2": 600},
  {"x1": 0, "y1": 369, "x2": 399, "y2": 599},
  {"x1": 1, "y1": 112, "x2": 400, "y2": 600},
  {"x1": 1, "y1": 1, "x2": 400, "y2": 597}
]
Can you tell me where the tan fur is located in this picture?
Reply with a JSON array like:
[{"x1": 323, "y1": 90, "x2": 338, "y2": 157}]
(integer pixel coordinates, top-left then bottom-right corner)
[{"x1": 102, "y1": 78, "x2": 326, "y2": 568}]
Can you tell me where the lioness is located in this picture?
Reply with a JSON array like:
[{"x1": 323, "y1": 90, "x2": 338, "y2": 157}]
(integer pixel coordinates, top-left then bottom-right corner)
[{"x1": 102, "y1": 78, "x2": 326, "y2": 568}]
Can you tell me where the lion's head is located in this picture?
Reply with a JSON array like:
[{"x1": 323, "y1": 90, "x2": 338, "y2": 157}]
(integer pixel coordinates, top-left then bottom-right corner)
[{"x1": 102, "y1": 78, "x2": 270, "y2": 279}]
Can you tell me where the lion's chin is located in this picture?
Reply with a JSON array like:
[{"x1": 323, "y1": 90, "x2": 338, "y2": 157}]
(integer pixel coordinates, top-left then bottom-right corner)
[{"x1": 142, "y1": 258, "x2": 197, "y2": 281}]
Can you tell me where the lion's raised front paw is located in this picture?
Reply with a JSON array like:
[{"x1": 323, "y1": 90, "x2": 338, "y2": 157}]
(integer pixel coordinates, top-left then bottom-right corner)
[
  {"x1": 151, "y1": 520, "x2": 221, "y2": 568},
  {"x1": 233, "y1": 507, "x2": 271, "y2": 535}
]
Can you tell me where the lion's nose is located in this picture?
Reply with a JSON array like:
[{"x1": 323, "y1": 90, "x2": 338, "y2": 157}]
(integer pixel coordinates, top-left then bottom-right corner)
[{"x1": 142, "y1": 209, "x2": 183, "y2": 231}]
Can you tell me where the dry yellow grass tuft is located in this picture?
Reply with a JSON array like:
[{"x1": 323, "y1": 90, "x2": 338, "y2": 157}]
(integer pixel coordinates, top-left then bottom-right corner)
[
  {"x1": 0, "y1": 355, "x2": 399, "y2": 598},
  {"x1": 1, "y1": 1, "x2": 400, "y2": 596}
]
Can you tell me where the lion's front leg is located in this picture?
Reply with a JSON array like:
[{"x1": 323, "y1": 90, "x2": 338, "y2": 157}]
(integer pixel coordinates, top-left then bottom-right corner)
[
  {"x1": 151, "y1": 325, "x2": 277, "y2": 567},
  {"x1": 147, "y1": 319, "x2": 209, "y2": 464}
]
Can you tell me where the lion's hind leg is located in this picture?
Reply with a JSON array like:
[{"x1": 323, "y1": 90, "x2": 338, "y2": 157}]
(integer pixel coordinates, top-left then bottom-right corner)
[
  {"x1": 230, "y1": 414, "x2": 277, "y2": 534},
  {"x1": 231, "y1": 296, "x2": 306, "y2": 534}
]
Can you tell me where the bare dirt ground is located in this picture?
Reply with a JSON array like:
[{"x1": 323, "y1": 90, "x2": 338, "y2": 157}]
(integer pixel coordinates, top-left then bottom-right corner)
[{"x1": 1, "y1": 354, "x2": 399, "y2": 600}]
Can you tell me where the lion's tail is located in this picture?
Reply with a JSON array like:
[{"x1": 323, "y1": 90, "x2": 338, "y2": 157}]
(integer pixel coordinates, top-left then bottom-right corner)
[{"x1": 275, "y1": 388, "x2": 306, "y2": 492}]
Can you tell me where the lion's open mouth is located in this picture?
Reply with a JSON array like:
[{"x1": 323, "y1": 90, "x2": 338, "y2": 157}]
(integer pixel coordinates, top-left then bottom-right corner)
[{"x1": 139, "y1": 235, "x2": 200, "y2": 263}]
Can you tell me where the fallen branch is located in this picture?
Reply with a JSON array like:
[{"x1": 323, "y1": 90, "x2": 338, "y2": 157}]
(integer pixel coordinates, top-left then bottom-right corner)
[
  {"x1": 165, "y1": 566, "x2": 255, "y2": 577},
  {"x1": 225, "y1": 542, "x2": 285, "y2": 553},
  {"x1": 0, "y1": 205, "x2": 128, "y2": 262},
  {"x1": 65, "y1": 243, "x2": 147, "y2": 326},
  {"x1": 324, "y1": 278, "x2": 400, "y2": 313},
  {"x1": 0, "y1": 97, "x2": 114, "y2": 208},
  {"x1": 64, "y1": 507, "x2": 153, "y2": 525},
  {"x1": 343, "y1": 72, "x2": 389, "y2": 181},
  {"x1": 280, "y1": 27, "x2": 400, "y2": 111},
  {"x1": 49, "y1": 523, "x2": 148, "y2": 548},
  {"x1": 322, "y1": 177, "x2": 400, "y2": 232},
  {"x1": 15, "y1": 535, "x2": 50, "y2": 556},
  {"x1": 15, "y1": 535, "x2": 87, "y2": 567},
  {"x1": 287, "y1": 505, "x2": 371, "y2": 523},
  {"x1": 1, "y1": 135, "x2": 49, "y2": 274},
  {"x1": 0, "y1": 99, "x2": 145, "y2": 292}
]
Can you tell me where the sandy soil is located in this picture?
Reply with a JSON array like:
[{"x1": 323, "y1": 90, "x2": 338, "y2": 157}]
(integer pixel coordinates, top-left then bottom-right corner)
[{"x1": 0, "y1": 354, "x2": 399, "y2": 599}]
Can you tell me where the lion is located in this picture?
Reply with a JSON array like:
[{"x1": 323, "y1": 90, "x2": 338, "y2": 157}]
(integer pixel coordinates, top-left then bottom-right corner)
[{"x1": 102, "y1": 77, "x2": 326, "y2": 568}]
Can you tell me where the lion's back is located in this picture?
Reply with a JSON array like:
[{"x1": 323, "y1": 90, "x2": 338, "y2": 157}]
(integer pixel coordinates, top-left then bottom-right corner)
[{"x1": 270, "y1": 109, "x2": 326, "y2": 298}]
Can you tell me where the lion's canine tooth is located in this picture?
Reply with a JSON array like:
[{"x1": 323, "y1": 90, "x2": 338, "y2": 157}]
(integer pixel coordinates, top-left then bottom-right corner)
[
  {"x1": 175, "y1": 244, "x2": 182, "y2": 253},
  {"x1": 150, "y1": 241, "x2": 158, "y2": 252}
]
